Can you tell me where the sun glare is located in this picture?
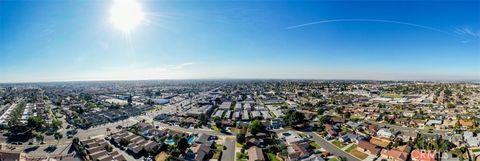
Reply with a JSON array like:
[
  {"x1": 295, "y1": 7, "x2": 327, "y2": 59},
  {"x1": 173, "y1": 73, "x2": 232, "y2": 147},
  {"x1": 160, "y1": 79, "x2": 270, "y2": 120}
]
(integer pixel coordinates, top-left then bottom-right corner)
[{"x1": 110, "y1": 0, "x2": 145, "y2": 33}]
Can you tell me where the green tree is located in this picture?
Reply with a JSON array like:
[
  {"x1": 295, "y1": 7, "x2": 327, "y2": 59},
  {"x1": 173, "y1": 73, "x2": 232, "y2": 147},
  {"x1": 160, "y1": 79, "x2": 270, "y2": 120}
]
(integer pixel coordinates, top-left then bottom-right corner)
[
  {"x1": 284, "y1": 110, "x2": 305, "y2": 126},
  {"x1": 237, "y1": 134, "x2": 246, "y2": 144},
  {"x1": 177, "y1": 137, "x2": 189, "y2": 153},
  {"x1": 213, "y1": 116, "x2": 222, "y2": 128},
  {"x1": 86, "y1": 102, "x2": 97, "y2": 109},
  {"x1": 317, "y1": 107, "x2": 325, "y2": 116},
  {"x1": 51, "y1": 119, "x2": 63, "y2": 130},
  {"x1": 248, "y1": 119, "x2": 264, "y2": 135},
  {"x1": 318, "y1": 115, "x2": 332, "y2": 127},
  {"x1": 27, "y1": 116, "x2": 46, "y2": 131},
  {"x1": 447, "y1": 102, "x2": 455, "y2": 108},
  {"x1": 344, "y1": 112, "x2": 351, "y2": 119},
  {"x1": 198, "y1": 114, "x2": 207, "y2": 126},
  {"x1": 105, "y1": 144, "x2": 113, "y2": 152},
  {"x1": 120, "y1": 138, "x2": 131, "y2": 147},
  {"x1": 35, "y1": 133, "x2": 44, "y2": 144},
  {"x1": 377, "y1": 103, "x2": 385, "y2": 108}
]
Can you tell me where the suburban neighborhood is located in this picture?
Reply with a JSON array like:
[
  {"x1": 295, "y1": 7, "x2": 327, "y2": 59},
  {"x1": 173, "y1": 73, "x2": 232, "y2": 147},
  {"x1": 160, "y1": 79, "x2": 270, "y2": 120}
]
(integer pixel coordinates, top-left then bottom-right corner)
[{"x1": 0, "y1": 80, "x2": 479, "y2": 161}]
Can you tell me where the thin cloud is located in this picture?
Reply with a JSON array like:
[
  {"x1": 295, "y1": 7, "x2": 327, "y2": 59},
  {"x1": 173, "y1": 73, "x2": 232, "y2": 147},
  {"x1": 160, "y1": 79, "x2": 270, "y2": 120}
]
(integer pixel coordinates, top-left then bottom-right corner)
[
  {"x1": 286, "y1": 18, "x2": 453, "y2": 36},
  {"x1": 454, "y1": 27, "x2": 478, "y2": 37},
  {"x1": 171, "y1": 62, "x2": 196, "y2": 70},
  {"x1": 454, "y1": 27, "x2": 480, "y2": 43}
]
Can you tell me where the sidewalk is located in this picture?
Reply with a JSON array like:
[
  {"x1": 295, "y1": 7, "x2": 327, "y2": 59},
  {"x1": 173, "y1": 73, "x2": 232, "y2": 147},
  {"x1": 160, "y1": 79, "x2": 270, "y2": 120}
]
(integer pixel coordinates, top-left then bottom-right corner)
[{"x1": 341, "y1": 143, "x2": 354, "y2": 151}]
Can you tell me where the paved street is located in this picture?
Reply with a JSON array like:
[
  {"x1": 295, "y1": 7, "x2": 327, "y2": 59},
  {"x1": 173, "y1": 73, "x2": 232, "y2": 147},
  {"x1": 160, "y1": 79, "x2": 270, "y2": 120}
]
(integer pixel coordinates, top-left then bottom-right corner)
[
  {"x1": 306, "y1": 131, "x2": 360, "y2": 161},
  {"x1": 365, "y1": 120, "x2": 451, "y2": 135},
  {"x1": 221, "y1": 138, "x2": 235, "y2": 161}
]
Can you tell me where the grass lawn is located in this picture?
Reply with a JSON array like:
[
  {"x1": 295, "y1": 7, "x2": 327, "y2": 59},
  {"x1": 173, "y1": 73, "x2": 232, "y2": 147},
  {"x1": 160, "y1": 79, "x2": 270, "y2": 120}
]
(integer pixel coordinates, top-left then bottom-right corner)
[
  {"x1": 424, "y1": 126, "x2": 435, "y2": 130},
  {"x1": 350, "y1": 149, "x2": 369, "y2": 160},
  {"x1": 383, "y1": 93, "x2": 401, "y2": 98},
  {"x1": 236, "y1": 142, "x2": 243, "y2": 148},
  {"x1": 212, "y1": 144, "x2": 223, "y2": 159},
  {"x1": 345, "y1": 144, "x2": 357, "y2": 152},
  {"x1": 272, "y1": 102, "x2": 288, "y2": 107},
  {"x1": 310, "y1": 142, "x2": 321, "y2": 149},
  {"x1": 149, "y1": 105, "x2": 162, "y2": 112},
  {"x1": 236, "y1": 152, "x2": 248, "y2": 161},
  {"x1": 267, "y1": 153, "x2": 280, "y2": 161},
  {"x1": 331, "y1": 140, "x2": 346, "y2": 148},
  {"x1": 212, "y1": 126, "x2": 221, "y2": 132},
  {"x1": 328, "y1": 157, "x2": 339, "y2": 161}
]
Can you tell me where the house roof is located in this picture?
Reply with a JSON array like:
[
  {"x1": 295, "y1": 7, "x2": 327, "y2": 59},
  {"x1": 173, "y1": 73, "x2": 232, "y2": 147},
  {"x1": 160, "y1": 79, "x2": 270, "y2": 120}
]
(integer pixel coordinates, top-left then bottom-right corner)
[
  {"x1": 155, "y1": 152, "x2": 169, "y2": 161},
  {"x1": 0, "y1": 150, "x2": 25, "y2": 161},
  {"x1": 248, "y1": 146, "x2": 265, "y2": 161},
  {"x1": 196, "y1": 133, "x2": 210, "y2": 143},
  {"x1": 460, "y1": 119, "x2": 474, "y2": 127},
  {"x1": 396, "y1": 145, "x2": 412, "y2": 153},
  {"x1": 382, "y1": 149, "x2": 408, "y2": 161},
  {"x1": 370, "y1": 137, "x2": 391, "y2": 148},
  {"x1": 358, "y1": 141, "x2": 381, "y2": 155},
  {"x1": 411, "y1": 150, "x2": 436, "y2": 161}
]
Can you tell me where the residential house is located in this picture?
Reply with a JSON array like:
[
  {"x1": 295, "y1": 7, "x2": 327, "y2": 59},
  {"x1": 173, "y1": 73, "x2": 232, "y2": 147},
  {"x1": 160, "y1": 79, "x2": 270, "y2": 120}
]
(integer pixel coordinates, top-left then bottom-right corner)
[
  {"x1": 464, "y1": 131, "x2": 480, "y2": 147},
  {"x1": 325, "y1": 124, "x2": 338, "y2": 137},
  {"x1": 287, "y1": 142, "x2": 310, "y2": 161},
  {"x1": 248, "y1": 146, "x2": 266, "y2": 161},
  {"x1": 460, "y1": 119, "x2": 474, "y2": 128},
  {"x1": 411, "y1": 150, "x2": 436, "y2": 161},
  {"x1": 398, "y1": 131, "x2": 418, "y2": 141},
  {"x1": 0, "y1": 150, "x2": 27, "y2": 161},
  {"x1": 370, "y1": 137, "x2": 392, "y2": 148},
  {"x1": 340, "y1": 133, "x2": 358, "y2": 143},
  {"x1": 357, "y1": 141, "x2": 381, "y2": 156},
  {"x1": 412, "y1": 119, "x2": 426, "y2": 128},
  {"x1": 380, "y1": 145, "x2": 411, "y2": 161},
  {"x1": 185, "y1": 143, "x2": 212, "y2": 161},
  {"x1": 377, "y1": 128, "x2": 394, "y2": 138}
]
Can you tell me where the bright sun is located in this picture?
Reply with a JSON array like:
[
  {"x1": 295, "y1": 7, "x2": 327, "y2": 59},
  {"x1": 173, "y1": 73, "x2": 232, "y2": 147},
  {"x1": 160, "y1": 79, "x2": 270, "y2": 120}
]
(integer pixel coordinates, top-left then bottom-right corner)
[{"x1": 110, "y1": 0, "x2": 145, "y2": 33}]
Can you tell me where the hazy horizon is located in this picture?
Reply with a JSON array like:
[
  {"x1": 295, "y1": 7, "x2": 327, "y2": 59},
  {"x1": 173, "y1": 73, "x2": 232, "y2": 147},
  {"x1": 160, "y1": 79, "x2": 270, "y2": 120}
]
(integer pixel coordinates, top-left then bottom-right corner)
[{"x1": 1, "y1": 0, "x2": 479, "y2": 82}]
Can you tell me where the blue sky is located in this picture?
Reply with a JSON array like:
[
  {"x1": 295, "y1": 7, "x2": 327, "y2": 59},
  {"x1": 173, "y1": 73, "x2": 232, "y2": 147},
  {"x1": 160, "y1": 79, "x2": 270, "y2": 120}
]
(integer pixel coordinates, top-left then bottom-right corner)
[{"x1": 0, "y1": 0, "x2": 479, "y2": 82}]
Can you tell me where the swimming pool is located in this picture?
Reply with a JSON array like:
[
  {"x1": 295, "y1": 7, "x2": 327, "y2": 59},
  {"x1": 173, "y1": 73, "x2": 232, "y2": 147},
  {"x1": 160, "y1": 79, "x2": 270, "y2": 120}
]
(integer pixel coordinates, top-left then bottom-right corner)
[
  {"x1": 164, "y1": 139, "x2": 175, "y2": 145},
  {"x1": 188, "y1": 136, "x2": 196, "y2": 144},
  {"x1": 164, "y1": 136, "x2": 196, "y2": 145}
]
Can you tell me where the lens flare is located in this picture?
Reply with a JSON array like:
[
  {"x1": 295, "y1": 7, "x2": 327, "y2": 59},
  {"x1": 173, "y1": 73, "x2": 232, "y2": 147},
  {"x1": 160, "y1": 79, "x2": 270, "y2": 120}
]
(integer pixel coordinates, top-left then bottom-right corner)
[{"x1": 110, "y1": 0, "x2": 145, "y2": 33}]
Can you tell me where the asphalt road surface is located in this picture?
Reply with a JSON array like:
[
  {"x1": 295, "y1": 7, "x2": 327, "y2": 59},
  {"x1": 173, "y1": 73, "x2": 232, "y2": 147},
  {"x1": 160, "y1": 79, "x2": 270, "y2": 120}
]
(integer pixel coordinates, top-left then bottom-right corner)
[
  {"x1": 306, "y1": 131, "x2": 360, "y2": 161},
  {"x1": 221, "y1": 138, "x2": 235, "y2": 161}
]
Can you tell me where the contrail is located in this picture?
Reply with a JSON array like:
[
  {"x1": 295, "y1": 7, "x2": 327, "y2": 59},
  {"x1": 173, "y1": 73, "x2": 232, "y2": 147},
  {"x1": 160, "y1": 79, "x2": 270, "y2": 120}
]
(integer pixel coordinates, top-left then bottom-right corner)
[{"x1": 286, "y1": 18, "x2": 454, "y2": 36}]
